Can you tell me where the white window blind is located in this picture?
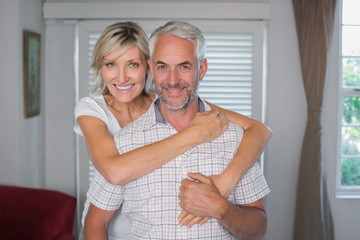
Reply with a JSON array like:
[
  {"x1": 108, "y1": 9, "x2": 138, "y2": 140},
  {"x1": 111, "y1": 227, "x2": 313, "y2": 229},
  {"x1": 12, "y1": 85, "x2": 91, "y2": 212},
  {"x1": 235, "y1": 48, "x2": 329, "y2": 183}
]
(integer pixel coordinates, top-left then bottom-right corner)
[
  {"x1": 88, "y1": 33, "x2": 254, "y2": 112},
  {"x1": 88, "y1": 33, "x2": 100, "y2": 91},
  {"x1": 201, "y1": 33, "x2": 253, "y2": 116},
  {"x1": 76, "y1": 21, "x2": 267, "y2": 227},
  {"x1": 86, "y1": 32, "x2": 254, "y2": 183}
]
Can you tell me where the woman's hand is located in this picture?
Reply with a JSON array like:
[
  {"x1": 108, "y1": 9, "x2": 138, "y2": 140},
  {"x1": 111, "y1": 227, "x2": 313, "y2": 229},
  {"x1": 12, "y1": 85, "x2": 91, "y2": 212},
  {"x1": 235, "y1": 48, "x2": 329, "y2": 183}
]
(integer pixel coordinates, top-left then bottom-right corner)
[
  {"x1": 188, "y1": 110, "x2": 228, "y2": 144},
  {"x1": 178, "y1": 210, "x2": 210, "y2": 228}
]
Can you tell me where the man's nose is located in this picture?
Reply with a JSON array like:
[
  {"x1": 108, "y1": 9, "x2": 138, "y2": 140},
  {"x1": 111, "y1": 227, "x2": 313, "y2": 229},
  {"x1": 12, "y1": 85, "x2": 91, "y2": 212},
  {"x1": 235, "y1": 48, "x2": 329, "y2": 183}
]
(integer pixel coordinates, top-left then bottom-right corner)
[{"x1": 168, "y1": 68, "x2": 180, "y2": 85}]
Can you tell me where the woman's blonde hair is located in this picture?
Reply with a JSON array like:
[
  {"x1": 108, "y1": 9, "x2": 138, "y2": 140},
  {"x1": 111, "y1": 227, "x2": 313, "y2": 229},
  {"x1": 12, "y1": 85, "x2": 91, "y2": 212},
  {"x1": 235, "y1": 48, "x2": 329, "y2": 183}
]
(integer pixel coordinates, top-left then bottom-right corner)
[{"x1": 91, "y1": 21, "x2": 154, "y2": 95}]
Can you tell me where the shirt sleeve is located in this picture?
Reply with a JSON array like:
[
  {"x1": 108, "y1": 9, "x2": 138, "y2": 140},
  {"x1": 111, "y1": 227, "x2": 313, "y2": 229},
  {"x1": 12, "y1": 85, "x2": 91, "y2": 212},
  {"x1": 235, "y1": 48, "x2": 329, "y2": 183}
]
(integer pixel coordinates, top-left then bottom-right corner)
[
  {"x1": 87, "y1": 169, "x2": 125, "y2": 211},
  {"x1": 233, "y1": 163, "x2": 270, "y2": 205},
  {"x1": 73, "y1": 96, "x2": 107, "y2": 136}
]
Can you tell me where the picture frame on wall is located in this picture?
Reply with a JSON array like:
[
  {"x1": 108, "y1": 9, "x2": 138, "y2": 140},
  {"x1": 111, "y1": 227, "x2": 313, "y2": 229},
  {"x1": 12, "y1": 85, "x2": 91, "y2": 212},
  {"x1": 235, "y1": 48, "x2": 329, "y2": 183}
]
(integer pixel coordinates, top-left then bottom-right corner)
[{"x1": 23, "y1": 30, "x2": 41, "y2": 118}]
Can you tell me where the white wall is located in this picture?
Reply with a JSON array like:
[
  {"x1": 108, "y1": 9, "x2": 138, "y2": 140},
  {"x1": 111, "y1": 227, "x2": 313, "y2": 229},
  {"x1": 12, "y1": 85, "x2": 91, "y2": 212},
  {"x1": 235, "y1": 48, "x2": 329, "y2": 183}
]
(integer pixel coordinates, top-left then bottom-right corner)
[
  {"x1": 0, "y1": 0, "x2": 20, "y2": 185},
  {"x1": 0, "y1": 0, "x2": 45, "y2": 188},
  {"x1": 44, "y1": 21, "x2": 77, "y2": 196},
  {"x1": 265, "y1": 0, "x2": 307, "y2": 239},
  {"x1": 266, "y1": 1, "x2": 360, "y2": 239},
  {"x1": 1, "y1": 0, "x2": 359, "y2": 239}
]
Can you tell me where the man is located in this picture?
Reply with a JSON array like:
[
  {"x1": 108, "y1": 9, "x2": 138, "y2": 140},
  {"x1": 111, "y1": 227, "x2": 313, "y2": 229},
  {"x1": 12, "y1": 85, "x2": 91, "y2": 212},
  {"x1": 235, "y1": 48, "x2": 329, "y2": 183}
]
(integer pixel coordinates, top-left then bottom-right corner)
[{"x1": 85, "y1": 21, "x2": 270, "y2": 239}]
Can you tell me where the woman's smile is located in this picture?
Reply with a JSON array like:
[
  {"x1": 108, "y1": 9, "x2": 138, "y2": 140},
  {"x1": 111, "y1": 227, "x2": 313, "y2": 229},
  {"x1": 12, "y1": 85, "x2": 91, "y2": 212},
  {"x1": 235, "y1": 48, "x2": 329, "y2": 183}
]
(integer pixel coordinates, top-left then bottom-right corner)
[{"x1": 114, "y1": 83, "x2": 135, "y2": 91}]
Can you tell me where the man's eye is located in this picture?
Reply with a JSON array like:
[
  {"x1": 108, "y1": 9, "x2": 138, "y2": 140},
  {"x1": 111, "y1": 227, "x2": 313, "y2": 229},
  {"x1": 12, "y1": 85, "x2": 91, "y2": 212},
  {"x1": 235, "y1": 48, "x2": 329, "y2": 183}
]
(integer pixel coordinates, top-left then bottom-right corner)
[
  {"x1": 178, "y1": 65, "x2": 191, "y2": 72},
  {"x1": 158, "y1": 65, "x2": 167, "y2": 70}
]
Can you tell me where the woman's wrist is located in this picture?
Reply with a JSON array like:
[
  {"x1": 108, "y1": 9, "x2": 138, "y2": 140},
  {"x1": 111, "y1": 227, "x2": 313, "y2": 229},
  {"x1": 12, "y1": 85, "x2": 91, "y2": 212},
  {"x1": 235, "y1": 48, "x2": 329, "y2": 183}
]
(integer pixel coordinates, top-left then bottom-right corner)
[
  {"x1": 182, "y1": 126, "x2": 204, "y2": 146},
  {"x1": 213, "y1": 170, "x2": 241, "y2": 198},
  {"x1": 221, "y1": 166, "x2": 243, "y2": 184}
]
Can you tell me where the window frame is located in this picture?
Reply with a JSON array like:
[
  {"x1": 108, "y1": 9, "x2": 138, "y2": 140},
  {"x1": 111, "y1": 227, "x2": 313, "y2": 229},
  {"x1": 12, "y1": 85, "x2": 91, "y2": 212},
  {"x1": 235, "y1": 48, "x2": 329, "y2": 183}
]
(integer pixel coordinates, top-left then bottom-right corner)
[
  {"x1": 42, "y1": 1, "x2": 271, "y2": 234},
  {"x1": 336, "y1": 0, "x2": 360, "y2": 198},
  {"x1": 77, "y1": 18, "x2": 269, "y2": 216}
]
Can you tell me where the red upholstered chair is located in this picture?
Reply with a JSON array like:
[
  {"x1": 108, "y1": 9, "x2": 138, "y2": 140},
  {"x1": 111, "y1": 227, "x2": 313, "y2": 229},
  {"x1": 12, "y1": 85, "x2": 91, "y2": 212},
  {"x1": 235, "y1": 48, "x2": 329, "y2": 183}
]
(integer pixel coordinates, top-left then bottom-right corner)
[{"x1": 0, "y1": 184, "x2": 76, "y2": 240}]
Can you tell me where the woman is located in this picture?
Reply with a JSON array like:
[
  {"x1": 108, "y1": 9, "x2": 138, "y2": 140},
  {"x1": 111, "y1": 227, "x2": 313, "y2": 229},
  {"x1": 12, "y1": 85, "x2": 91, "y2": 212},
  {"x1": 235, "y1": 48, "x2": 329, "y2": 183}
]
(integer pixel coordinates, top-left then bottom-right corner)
[{"x1": 74, "y1": 21, "x2": 271, "y2": 239}]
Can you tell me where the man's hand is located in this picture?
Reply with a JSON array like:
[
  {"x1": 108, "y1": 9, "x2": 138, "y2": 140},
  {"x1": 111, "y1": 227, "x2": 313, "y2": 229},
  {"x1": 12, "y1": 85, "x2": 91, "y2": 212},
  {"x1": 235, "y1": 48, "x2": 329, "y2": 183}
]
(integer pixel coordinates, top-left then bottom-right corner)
[
  {"x1": 178, "y1": 172, "x2": 267, "y2": 239},
  {"x1": 178, "y1": 173, "x2": 225, "y2": 221},
  {"x1": 178, "y1": 173, "x2": 234, "y2": 227}
]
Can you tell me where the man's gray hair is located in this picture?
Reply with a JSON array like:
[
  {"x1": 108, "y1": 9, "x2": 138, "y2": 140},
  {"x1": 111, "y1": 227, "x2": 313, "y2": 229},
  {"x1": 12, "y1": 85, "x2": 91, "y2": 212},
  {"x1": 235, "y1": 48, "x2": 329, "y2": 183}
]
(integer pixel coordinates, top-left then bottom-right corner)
[{"x1": 149, "y1": 21, "x2": 206, "y2": 63}]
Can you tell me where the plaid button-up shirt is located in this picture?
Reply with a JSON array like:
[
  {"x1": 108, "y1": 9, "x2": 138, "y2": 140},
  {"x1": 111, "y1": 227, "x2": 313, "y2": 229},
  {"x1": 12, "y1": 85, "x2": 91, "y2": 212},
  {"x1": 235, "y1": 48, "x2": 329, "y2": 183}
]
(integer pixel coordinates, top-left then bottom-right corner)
[{"x1": 88, "y1": 98, "x2": 270, "y2": 239}]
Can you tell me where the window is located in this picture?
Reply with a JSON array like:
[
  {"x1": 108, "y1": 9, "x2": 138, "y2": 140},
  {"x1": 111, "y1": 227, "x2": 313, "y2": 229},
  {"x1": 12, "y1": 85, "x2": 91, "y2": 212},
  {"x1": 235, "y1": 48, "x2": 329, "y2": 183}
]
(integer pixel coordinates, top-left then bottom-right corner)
[
  {"x1": 86, "y1": 30, "x2": 258, "y2": 180},
  {"x1": 87, "y1": 32, "x2": 256, "y2": 115},
  {"x1": 77, "y1": 19, "x2": 268, "y2": 220},
  {"x1": 200, "y1": 33, "x2": 254, "y2": 116},
  {"x1": 338, "y1": 0, "x2": 360, "y2": 196},
  {"x1": 42, "y1": 1, "x2": 270, "y2": 232},
  {"x1": 84, "y1": 27, "x2": 263, "y2": 182}
]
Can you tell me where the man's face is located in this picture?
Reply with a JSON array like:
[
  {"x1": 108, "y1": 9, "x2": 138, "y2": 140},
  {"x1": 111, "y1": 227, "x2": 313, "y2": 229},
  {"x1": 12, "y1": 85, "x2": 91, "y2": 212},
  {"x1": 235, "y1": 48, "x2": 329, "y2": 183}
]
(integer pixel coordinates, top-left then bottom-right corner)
[{"x1": 148, "y1": 34, "x2": 207, "y2": 110}]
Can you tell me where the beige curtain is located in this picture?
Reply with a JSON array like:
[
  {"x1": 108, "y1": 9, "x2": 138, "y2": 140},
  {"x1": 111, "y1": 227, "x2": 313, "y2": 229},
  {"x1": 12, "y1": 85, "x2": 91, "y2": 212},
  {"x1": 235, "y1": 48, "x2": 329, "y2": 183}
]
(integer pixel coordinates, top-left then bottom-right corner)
[{"x1": 292, "y1": 0, "x2": 336, "y2": 239}]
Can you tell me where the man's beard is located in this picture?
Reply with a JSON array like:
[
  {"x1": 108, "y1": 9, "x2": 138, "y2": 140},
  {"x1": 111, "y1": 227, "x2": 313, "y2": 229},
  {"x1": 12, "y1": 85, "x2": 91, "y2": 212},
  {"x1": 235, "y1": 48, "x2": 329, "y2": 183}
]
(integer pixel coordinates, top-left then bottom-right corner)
[{"x1": 157, "y1": 79, "x2": 199, "y2": 111}]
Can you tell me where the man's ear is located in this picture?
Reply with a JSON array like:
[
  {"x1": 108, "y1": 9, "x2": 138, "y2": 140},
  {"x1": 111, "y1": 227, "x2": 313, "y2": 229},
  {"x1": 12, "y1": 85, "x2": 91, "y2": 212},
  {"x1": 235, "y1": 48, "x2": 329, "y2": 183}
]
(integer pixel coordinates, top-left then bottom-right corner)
[
  {"x1": 199, "y1": 59, "x2": 208, "y2": 81},
  {"x1": 147, "y1": 59, "x2": 154, "y2": 78}
]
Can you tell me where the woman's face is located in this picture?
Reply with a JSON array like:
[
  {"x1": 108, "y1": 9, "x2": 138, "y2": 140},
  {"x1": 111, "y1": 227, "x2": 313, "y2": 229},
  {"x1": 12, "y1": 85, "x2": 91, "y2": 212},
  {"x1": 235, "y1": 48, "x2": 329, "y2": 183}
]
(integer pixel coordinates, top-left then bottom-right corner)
[{"x1": 102, "y1": 45, "x2": 147, "y2": 103}]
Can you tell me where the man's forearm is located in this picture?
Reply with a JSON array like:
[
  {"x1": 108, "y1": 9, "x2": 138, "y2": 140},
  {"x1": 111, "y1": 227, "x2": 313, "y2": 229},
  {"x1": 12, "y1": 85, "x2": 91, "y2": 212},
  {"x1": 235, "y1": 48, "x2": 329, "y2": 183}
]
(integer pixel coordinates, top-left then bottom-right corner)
[
  {"x1": 179, "y1": 173, "x2": 267, "y2": 239},
  {"x1": 84, "y1": 204, "x2": 115, "y2": 240},
  {"x1": 84, "y1": 224, "x2": 108, "y2": 240},
  {"x1": 214, "y1": 199, "x2": 267, "y2": 240}
]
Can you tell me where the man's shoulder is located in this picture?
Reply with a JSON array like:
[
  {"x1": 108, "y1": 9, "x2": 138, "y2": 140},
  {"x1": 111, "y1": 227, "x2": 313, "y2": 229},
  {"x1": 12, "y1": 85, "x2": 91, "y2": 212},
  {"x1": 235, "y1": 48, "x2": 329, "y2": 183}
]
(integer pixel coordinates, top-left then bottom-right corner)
[
  {"x1": 199, "y1": 98, "x2": 244, "y2": 144},
  {"x1": 228, "y1": 121, "x2": 244, "y2": 132},
  {"x1": 114, "y1": 102, "x2": 156, "y2": 141},
  {"x1": 223, "y1": 121, "x2": 244, "y2": 143},
  {"x1": 201, "y1": 98, "x2": 243, "y2": 133}
]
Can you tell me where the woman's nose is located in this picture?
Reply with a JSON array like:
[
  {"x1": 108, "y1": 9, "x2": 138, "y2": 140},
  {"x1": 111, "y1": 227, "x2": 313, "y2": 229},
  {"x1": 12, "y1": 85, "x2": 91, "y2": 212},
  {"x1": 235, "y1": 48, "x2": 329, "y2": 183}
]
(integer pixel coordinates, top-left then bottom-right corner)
[{"x1": 116, "y1": 67, "x2": 128, "y2": 83}]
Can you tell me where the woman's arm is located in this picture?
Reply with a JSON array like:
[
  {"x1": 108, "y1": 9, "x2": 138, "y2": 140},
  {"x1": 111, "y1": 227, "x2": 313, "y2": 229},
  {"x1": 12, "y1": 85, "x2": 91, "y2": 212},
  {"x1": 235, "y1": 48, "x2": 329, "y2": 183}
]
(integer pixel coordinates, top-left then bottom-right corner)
[
  {"x1": 178, "y1": 103, "x2": 272, "y2": 227},
  {"x1": 207, "y1": 102, "x2": 272, "y2": 198},
  {"x1": 78, "y1": 109, "x2": 228, "y2": 185}
]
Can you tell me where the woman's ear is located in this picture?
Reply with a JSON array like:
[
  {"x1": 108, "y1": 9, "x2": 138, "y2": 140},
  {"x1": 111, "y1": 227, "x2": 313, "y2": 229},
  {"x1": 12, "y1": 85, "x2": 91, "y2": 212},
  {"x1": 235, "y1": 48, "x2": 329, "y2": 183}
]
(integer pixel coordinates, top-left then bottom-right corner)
[{"x1": 147, "y1": 59, "x2": 154, "y2": 78}]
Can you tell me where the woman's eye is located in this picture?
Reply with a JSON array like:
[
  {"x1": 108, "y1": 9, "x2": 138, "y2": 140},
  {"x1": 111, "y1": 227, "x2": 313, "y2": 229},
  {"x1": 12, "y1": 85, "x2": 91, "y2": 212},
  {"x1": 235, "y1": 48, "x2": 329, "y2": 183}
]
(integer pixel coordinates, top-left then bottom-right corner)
[
  {"x1": 129, "y1": 62, "x2": 139, "y2": 68},
  {"x1": 105, "y1": 62, "x2": 115, "y2": 67}
]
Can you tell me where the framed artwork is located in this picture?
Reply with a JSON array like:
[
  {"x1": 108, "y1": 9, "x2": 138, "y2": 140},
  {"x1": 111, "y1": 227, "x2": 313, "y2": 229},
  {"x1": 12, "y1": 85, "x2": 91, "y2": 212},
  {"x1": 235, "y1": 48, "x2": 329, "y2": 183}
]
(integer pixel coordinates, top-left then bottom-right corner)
[{"x1": 23, "y1": 30, "x2": 41, "y2": 118}]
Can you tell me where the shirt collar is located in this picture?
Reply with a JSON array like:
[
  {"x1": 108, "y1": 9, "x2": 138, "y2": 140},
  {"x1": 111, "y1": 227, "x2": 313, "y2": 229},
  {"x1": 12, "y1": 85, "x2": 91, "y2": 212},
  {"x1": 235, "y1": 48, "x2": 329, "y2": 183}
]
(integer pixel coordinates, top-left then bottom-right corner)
[{"x1": 154, "y1": 97, "x2": 206, "y2": 124}]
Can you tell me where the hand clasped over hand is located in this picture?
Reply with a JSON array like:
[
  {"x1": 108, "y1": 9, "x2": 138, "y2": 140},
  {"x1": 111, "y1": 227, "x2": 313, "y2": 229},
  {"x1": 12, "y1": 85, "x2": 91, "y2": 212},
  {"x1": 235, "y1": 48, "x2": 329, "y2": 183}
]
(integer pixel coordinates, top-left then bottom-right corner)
[{"x1": 178, "y1": 172, "x2": 223, "y2": 227}]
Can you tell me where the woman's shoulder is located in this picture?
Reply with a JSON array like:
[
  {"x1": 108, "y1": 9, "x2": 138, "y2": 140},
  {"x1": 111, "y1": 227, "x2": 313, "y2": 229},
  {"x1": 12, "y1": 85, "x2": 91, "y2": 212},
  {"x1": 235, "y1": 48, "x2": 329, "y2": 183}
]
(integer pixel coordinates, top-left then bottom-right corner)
[
  {"x1": 74, "y1": 94, "x2": 109, "y2": 135},
  {"x1": 79, "y1": 94, "x2": 105, "y2": 104},
  {"x1": 77, "y1": 94, "x2": 107, "y2": 109},
  {"x1": 75, "y1": 94, "x2": 108, "y2": 117}
]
